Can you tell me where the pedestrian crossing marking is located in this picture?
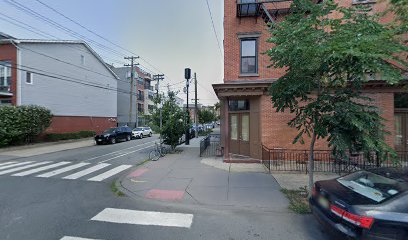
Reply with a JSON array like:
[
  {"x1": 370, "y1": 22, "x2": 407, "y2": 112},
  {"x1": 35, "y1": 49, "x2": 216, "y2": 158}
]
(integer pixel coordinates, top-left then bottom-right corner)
[
  {"x1": 60, "y1": 237, "x2": 103, "y2": 240},
  {"x1": 91, "y1": 208, "x2": 194, "y2": 228},
  {"x1": 0, "y1": 161, "x2": 17, "y2": 167},
  {"x1": 87, "y1": 165, "x2": 131, "y2": 182},
  {"x1": 0, "y1": 161, "x2": 51, "y2": 175},
  {"x1": 63, "y1": 163, "x2": 110, "y2": 180},
  {"x1": 12, "y1": 161, "x2": 71, "y2": 176},
  {"x1": 37, "y1": 162, "x2": 90, "y2": 178},
  {"x1": 0, "y1": 161, "x2": 34, "y2": 170},
  {"x1": 0, "y1": 161, "x2": 132, "y2": 182}
]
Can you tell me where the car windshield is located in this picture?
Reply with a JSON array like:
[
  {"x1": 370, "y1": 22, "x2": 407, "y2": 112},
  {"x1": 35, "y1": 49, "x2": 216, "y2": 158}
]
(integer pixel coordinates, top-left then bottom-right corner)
[
  {"x1": 133, "y1": 128, "x2": 143, "y2": 131},
  {"x1": 337, "y1": 171, "x2": 408, "y2": 203},
  {"x1": 103, "y1": 128, "x2": 116, "y2": 134}
]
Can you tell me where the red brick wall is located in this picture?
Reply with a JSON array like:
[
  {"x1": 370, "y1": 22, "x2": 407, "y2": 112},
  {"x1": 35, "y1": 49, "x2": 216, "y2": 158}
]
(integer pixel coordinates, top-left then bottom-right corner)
[
  {"x1": 224, "y1": 1, "x2": 286, "y2": 82},
  {"x1": 260, "y1": 92, "x2": 395, "y2": 150},
  {"x1": 0, "y1": 43, "x2": 17, "y2": 105},
  {"x1": 46, "y1": 116, "x2": 117, "y2": 134},
  {"x1": 224, "y1": 0, "x2": 394, "y2": 83}
]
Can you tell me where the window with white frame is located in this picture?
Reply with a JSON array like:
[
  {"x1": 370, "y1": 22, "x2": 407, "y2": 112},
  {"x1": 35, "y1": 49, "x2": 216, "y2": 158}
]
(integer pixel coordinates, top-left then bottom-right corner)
[
  {"x1": 0, "y1": 61, "x2": 12, "y2": 92},
  {"x1": 26, "y1": 72, "x2": 33, "y2": 84}
]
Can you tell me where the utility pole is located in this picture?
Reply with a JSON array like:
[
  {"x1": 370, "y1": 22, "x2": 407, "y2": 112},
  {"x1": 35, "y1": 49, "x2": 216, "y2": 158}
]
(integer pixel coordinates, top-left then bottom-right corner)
[
  {"x1": 194, "y1": 73, "x2": 198, "y2": 138},
  {"x1": 153, "y1": 74, "x2": 164, "y2": 145},
  {"x1": 124, "y1": 56, "x2": 139, "y2": 127},
  {"x1": 185, "y1": 68, "x2": 191, "y2": 145}
]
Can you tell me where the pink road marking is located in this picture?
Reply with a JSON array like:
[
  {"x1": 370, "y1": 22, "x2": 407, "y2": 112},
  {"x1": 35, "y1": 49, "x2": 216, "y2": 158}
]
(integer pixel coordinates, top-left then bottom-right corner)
[
  {"x1": 128, "y1": 168, "x2": 149, "y2": 177},
  {"x1": 145, "y1": 189, "x2": 185, "y2": 201}
]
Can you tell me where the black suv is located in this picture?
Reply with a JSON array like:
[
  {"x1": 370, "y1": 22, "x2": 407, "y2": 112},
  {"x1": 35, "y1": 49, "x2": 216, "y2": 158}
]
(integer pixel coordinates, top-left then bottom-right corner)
[{"x1": 95, "y1": 126, "x2": 132, "y2": 145}]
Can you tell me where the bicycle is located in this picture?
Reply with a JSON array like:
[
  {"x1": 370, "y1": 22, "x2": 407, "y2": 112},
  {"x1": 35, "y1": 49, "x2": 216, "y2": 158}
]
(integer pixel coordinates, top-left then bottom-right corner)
[{"x1": 149, "y1": 142, "x2": 167, "y2": 161}]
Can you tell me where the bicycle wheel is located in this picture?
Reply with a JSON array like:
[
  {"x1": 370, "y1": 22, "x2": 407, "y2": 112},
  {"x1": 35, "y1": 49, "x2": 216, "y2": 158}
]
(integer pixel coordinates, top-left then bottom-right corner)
[
  {"x1": 149, "y1": 150, "x2": 160, "y2": 161},
  {"x1": 160, "y1": 146, "x2": 167, "y2": 157}
]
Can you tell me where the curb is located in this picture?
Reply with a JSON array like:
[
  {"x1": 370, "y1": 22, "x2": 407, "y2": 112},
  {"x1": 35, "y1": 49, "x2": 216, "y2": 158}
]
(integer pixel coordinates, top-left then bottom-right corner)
[{"x1": 0, "y1": 137, "x2": 94, "y2": 153}]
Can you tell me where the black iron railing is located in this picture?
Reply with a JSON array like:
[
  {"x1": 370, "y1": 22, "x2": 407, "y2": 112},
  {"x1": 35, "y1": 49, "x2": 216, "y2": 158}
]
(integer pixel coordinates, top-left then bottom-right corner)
[
  {"x1": 200, "y1": 134, "x2": 221, "y2": 157},
  {"x1": 262, "y1": 145, "x2": 408, "y2": 174}
]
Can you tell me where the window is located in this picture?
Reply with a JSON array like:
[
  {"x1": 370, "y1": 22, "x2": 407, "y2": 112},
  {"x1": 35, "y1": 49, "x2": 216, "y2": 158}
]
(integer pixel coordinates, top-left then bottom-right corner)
[
  {"x1": 238, "y1": 0, "x2": 258, "y2": 17},
  {"x1": 229, "y1": 100, "x2": 250, "y2": 111},
  {"x1": 26, "y1": 72, "x2": 33, "y2": 84},
  {"x1": 80, "y1": 55, "x2": 85, "y2": 65},
  {"x1": 138, "y1": 103, "x2": 143, "y2": 113},
  {"x1": 352, "y1": 0, "x2": 376, "y2": 4},
  {"x1": 0, "y1": 61, "x2": 11, "y2": 92},
  {"x1": 138, "y1": 90, "x2": 144, "y2": 101},
  {"x1": 240, "y1": 39, "x2": 257, "y2": 74}
]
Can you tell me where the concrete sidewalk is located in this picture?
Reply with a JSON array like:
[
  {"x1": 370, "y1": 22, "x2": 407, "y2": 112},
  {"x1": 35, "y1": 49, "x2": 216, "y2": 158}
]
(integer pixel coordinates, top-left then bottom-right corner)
[
  {"x1": 0, "y1": 138, "x2": 95, "y2": 159},
  {"x1": 120, "y1": 137, "x2": 289, "y2": 211}
]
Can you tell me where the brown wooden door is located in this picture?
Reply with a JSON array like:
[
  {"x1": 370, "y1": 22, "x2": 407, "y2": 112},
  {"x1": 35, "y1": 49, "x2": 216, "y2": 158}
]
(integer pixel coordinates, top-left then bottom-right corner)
[
  {"x1": 395, "y1": 113, "x2": 407, "y2": 151},
  {"x1": 230, "y1": 113, "x2": 250, "y2": 156}
]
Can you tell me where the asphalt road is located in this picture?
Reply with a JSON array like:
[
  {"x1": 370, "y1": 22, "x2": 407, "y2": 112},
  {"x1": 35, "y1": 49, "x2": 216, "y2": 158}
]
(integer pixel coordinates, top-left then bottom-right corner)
[{"x1": 0, "y1": 136, "x2": 331, "y2": 240}]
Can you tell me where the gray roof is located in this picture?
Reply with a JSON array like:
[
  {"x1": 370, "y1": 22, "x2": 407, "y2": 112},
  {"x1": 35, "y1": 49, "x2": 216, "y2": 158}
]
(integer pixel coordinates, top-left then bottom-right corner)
[{"x1": 0, "y1": 35, "x2": 119, "y2": 80}]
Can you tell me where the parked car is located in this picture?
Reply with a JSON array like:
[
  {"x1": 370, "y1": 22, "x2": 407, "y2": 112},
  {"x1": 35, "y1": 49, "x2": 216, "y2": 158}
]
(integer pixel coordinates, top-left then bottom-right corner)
[
  {"x1": 132, "y1": 127, "x2": 153, "y2": 139},
  {"x1": 310, "y1": 168, "x2": 408, "y2": 240},
  {"x1": 95, "y1": 126, "x2": 132, "y2": 145}
]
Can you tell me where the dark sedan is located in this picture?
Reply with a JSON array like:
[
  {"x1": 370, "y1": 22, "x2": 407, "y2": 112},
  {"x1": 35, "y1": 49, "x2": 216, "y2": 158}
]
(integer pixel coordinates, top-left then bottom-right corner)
[
  {"x1": 95, "y1": 126, "x2": 132, "y2": 145},
  {"x1": 310, "y1": 168, "x2": 408, "y2": 240}
]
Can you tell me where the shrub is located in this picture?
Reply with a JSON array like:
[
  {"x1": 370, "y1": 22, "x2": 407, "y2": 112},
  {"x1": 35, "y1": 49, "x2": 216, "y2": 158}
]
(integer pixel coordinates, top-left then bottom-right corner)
[
  {"x1": 0, "y1": 105, "x2": 52, "y2": 147},
  {"x1": 45, "y1": 131, "x2": 95, "y2": 141}
]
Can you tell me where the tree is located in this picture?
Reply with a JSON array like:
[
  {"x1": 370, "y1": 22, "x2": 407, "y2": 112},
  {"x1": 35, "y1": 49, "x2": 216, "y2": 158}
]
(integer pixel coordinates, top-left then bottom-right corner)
[
  {"x1": 266, "y1": 0, "x2": 407, "y2": 196},
  {"x1": 150, "y1": 91, "x2": 185, "y2": 150},
  {"x1": 214, "y1": 102, "x2": 221, "y2": 120},
  {"x1": 198, "y1": 109, "x2": 216, "y2": 125}
]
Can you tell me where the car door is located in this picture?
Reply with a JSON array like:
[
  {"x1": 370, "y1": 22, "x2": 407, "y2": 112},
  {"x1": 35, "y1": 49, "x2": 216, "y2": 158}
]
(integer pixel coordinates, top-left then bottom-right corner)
[
  {"x1": 116, "y1": 128, "x2": 124, "y2": 140},
  {"x1": 143, "y1": 127, "x2": 149, "y2": 135}
]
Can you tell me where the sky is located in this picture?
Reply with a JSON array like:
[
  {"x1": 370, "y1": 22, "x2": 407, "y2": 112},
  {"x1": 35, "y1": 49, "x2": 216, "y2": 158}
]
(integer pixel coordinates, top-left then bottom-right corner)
[{"x1": 0, "y1": 0, "x2": 223, "y2": 106}]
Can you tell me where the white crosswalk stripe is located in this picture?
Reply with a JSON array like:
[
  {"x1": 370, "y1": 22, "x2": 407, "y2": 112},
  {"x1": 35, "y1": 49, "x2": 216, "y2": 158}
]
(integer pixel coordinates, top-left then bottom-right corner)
[
  {"x1": 0, "y1": 161, "x2": 17, "y2": 167},
  {"x1": 37, "y1": 162, "x2": 90, "y2": 178},
  {"x1": 91, "y1": 208, "x2": 194, "y2": 228},
  {"x1": 87, "y1": 165, "x2": 131, "y2": 182},
  {"x1": 0, "y1": 161, "x2": 34, "y2": 170},
  {"x1": 0, "y1": 161, "x2": 51, "y2": 175},
  {"x1": 60, "y1": 237, "x2": 103, "y2": 240},
  {"x1": 63, "y1": 163, "x2": 110, "y2": 180},
  {"x1": 0, "y1": 161, "x2": 132, "y2": 182},
  {"x1": 12, "y1": 161, "x2": 71, "y2": 176}
]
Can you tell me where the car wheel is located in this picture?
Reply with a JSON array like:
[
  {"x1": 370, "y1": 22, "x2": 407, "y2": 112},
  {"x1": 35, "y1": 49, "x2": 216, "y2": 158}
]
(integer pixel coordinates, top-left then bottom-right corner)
[
  {"x1": 140, "y1": 134, "x2": 143, "y2": 138},
  {"x1": 110, "y1": 138, "x2": 116, "y2": 144},
  {"x1": 149, "y1": 132, "x2": 152, "y2": 137},
  {"x1": 126, "y1": 135, "x2": 131, "y2": 141}
]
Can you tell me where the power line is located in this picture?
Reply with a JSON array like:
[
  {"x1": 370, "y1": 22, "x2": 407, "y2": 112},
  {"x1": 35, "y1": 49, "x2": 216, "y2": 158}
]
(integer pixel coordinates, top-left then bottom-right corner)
[
  {"x1": 205, "y1": 0, "x2": 223, "y2": 59},
  {"x1": 4, "y1": 0, "x2": 126, "y2": 57},
  {"x1": 33, "y1": 0, "x2": 166, "y2": 77},
  {"x1": 3, "y1": 0, "x2": 179, "y2": 85},
  {"x1": 28, "y1": 0, "x2": 172, "y2": 80},
  {"x1": 0, "y1": 62, "x2": 137, "y2": 96},
  {"x1": 0, "y1": 12, "x2": 128, "y2": 68}
]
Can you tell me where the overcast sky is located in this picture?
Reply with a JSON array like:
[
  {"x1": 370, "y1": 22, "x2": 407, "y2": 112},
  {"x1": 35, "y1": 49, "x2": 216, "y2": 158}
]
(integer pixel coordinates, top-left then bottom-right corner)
[{"x1": 0, "y1": 0, "x2": 223, "y2": 106}]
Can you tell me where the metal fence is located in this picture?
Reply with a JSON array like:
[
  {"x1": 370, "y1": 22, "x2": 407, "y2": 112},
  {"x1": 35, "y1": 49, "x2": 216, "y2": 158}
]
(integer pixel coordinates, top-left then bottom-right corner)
[
  {"x1": 200, "y1": 134, "x2": 221, "y2": 157},
  {"x1": 262, "y1": 146, "x2": 408, "y2": 174}
]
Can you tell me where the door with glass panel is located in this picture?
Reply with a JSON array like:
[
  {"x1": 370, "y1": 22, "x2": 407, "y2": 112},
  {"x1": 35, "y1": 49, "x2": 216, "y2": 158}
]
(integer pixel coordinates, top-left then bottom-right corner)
[
  {"x1": 230, "y1": 113, "x2": 250, "y2": 156},
  {"x1": 395, "y1": 113, "x2": 407, "y2": 152}
]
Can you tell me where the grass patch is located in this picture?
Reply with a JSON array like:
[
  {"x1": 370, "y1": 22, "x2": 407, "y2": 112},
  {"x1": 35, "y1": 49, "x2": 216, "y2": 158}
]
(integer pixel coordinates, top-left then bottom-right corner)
[
  {"x1": 111, "y1": 181, "x2": 125, "y2": 197},
  {"x1": 281, "y1": 186, "x2": 311, "y2": 214}
]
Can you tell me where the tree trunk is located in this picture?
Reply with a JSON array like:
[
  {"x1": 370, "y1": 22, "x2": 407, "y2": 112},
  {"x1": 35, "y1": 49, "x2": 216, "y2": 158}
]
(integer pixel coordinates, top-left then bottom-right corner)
[{"x1": 308, "y1": 130, "x2": 317, "y2": 198}]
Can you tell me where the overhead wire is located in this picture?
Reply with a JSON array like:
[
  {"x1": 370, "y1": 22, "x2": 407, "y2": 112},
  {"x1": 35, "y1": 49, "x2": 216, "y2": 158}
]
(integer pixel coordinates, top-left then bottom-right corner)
[
  {"x1": 205, "y1": 0, "x2": 224, "y2": 59},
  {"x1": 4, "y1": 0, "x2": 159, "y2": 77},
  {"x1": 0, "y1": 62, "x2": 137, "y2": 96}
]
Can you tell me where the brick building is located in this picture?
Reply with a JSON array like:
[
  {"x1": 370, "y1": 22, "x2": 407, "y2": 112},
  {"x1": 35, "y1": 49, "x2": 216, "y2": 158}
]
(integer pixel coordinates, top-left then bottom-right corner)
[{"x1": 213, "y1": 0, "x2": 406, "y2": 160}]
